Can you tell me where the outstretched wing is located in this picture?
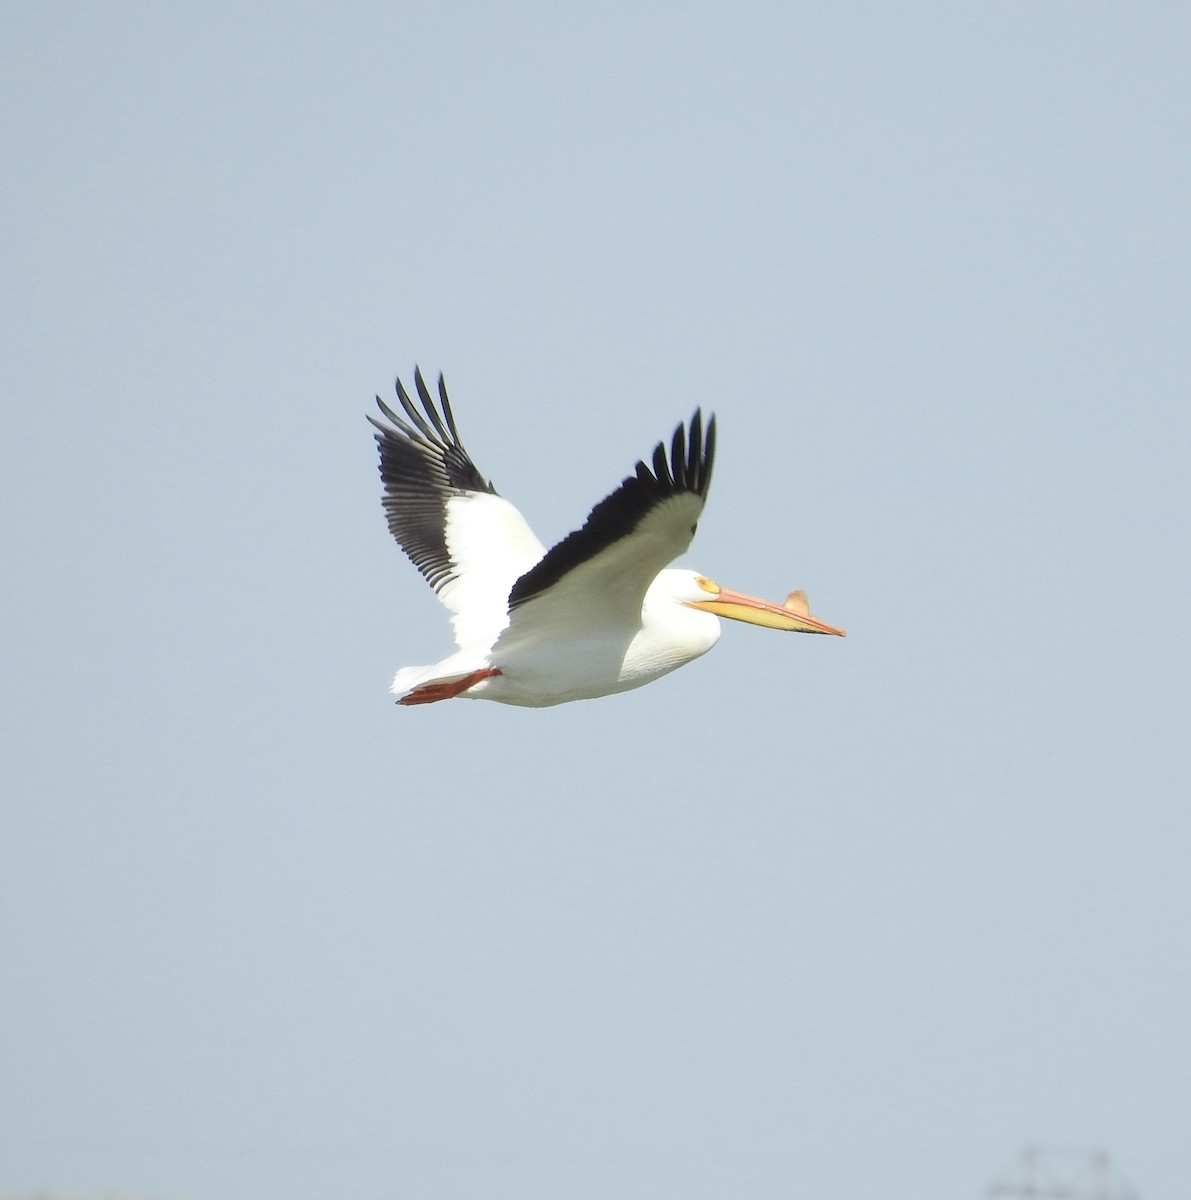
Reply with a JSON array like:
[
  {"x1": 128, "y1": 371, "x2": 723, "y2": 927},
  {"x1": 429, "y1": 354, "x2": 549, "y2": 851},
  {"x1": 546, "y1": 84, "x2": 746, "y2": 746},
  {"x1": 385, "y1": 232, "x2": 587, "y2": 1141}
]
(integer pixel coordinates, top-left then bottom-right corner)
[
  {"x1": 368, "y1": 369, "x2": 545, "y2": 651},
  {"x1": 495, "y1": 410, "x2": 716, "y2": 647}
]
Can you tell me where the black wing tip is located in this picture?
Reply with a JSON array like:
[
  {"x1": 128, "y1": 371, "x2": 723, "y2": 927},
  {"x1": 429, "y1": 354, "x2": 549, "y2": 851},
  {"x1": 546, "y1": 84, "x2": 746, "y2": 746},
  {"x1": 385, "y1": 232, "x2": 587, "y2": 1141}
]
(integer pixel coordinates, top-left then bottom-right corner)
[
  {"x1": 368, "y1": 367, "x2": 498, "y2": 590},
  {"x1": 368, "y1": 390, "x2": 410, "y2": 434},
  {"x1": 637, "y1": 408, "x2": 717, "y2": 500},
  {"x1": 368, "y1": 368, "x2": 469, "y2": 454}
]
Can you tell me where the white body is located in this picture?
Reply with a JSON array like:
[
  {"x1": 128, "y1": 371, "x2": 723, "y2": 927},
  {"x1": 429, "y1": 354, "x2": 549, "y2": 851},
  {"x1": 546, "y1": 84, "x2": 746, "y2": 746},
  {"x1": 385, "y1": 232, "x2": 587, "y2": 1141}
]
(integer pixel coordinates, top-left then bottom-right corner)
[{"x1": 394, "y1": 568, "x2": 723, "y2": 707}]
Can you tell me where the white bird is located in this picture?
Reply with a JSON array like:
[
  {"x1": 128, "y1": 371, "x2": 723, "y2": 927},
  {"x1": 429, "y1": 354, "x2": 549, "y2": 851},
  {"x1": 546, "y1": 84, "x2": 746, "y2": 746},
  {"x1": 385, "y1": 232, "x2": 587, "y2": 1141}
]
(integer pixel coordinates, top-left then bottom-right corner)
[{"x1": 369, "y1": 369, "x2": 845, "y2": 708}]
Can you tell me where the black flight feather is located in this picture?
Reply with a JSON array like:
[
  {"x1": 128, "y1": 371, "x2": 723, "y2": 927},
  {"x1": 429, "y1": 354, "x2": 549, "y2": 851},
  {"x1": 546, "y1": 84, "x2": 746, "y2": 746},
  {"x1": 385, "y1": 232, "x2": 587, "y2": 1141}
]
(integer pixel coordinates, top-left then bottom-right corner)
[{"x1": 367, "y1": 369, "x2": 497, "y2": 593}]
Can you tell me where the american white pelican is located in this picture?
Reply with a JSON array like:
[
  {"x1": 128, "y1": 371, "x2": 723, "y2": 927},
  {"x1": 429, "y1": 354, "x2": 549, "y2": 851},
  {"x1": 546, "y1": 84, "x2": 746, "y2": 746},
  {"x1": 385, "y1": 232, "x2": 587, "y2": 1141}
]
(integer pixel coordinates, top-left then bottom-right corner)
[{"x1": 369, "y1": 369, "x2": 845, "y2": 707}]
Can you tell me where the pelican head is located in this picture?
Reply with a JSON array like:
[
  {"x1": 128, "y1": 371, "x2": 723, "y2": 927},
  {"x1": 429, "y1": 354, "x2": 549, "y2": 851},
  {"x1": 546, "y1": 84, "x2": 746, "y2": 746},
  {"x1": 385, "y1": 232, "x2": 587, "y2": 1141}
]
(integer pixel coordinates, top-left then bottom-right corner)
[{"x1": 668, "y1": 569, "x2": 846, "y2": 636}]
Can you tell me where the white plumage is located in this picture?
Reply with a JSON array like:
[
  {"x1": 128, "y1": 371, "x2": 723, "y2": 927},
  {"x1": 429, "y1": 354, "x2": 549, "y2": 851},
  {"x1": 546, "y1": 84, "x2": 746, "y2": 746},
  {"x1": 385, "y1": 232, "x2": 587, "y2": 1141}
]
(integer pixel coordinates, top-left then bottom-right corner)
[{"x1": 369, "y1": 370, "x2": 844, "y2": 707}]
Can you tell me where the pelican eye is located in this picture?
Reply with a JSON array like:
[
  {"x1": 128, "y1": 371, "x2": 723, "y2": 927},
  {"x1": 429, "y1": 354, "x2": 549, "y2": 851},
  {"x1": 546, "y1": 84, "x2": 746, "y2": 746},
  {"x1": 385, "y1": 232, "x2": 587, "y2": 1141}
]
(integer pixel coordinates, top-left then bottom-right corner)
[{"x1": 695, "y1": 575, "x2": 721, "y2": 595}]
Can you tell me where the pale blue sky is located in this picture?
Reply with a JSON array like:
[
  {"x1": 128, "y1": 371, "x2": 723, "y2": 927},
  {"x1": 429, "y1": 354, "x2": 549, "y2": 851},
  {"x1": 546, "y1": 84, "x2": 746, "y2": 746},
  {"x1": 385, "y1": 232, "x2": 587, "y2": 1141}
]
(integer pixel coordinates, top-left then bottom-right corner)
[{"x1": 2, "y1": 4, "x2": 1189, "y2": 1199}]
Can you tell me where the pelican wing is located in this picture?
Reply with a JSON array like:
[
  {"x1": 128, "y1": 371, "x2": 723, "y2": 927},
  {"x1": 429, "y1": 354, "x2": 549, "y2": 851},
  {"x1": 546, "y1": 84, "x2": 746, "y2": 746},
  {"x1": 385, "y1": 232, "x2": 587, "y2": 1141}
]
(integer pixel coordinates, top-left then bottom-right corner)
[
  {"x1": 369, "y1": 370, "x2": 545, "y2": 651},
  {"x1": 496, "y1": 410, "x2": 716, "y2": 645}
]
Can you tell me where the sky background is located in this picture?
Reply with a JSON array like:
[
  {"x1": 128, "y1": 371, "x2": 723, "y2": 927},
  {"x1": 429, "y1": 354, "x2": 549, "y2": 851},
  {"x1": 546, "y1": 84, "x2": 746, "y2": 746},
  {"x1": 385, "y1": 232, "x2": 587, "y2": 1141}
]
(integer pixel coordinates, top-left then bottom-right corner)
[{"x1": 2, "y1": 3, "x2": 1189, "y2": 1199}]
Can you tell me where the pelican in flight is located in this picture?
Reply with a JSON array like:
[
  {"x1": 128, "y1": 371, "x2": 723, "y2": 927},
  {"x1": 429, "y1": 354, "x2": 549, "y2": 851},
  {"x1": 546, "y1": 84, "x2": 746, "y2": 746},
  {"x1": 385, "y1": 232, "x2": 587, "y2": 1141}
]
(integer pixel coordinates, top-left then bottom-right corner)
[{"x1": 369, "y1": 369, "x2": 845, "y2": 707}]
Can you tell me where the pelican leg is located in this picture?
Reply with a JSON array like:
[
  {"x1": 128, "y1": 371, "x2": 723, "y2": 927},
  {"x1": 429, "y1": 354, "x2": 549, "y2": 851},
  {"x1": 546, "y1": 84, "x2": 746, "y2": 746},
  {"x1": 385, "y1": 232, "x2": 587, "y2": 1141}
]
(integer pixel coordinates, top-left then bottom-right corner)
[{"x1": 398, "y1": 668, "x2": 502, "y2": 706}]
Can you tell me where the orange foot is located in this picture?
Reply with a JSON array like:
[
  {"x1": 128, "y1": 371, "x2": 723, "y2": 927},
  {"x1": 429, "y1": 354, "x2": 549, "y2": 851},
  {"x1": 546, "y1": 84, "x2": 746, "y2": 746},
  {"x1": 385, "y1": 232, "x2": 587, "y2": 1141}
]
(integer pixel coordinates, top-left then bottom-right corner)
[{"x1": 398, "y1": 667, "x2": 502, "y2": 706}]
